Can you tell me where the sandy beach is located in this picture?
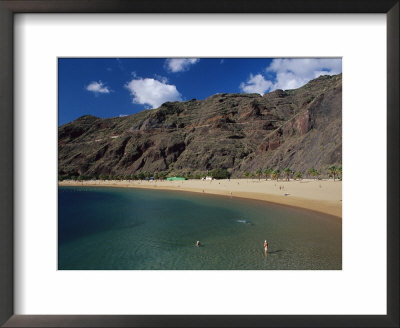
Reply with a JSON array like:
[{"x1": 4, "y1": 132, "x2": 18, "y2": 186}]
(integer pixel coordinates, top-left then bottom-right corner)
[{"x1": 59, "y1": 178, "x2": 342, "y2": 218}]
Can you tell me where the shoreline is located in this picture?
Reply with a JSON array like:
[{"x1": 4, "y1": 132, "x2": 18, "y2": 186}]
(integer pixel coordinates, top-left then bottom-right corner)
[{"x1": 59, "y1": 179, "x2": 342, "y2": 218}]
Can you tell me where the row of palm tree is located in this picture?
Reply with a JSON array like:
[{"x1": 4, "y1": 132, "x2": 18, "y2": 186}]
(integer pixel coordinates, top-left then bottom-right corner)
[
  {"x1": 97, "y1": 171, "x2": 170, "y2": 181},
  {"x1": 327, "y1": 165, "x2": 342, "y2": 181},
  {"x1": 60, "y1": 165, "x2": 342, "y2": 182},
  {"x1": 244, "y1": 165, "x2": 342, "y2": 181},
  {"x1": 58, "y1": 171, "x2": 171, "y2": 181},
  {"x1": 244, "y1": 168, "x2": 296, "y2": 181}
]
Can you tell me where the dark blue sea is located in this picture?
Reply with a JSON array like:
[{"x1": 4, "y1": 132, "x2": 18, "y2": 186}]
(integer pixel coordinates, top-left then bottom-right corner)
[{"x1": 58, "y1": 186, "x2": 341, "y2": 270}]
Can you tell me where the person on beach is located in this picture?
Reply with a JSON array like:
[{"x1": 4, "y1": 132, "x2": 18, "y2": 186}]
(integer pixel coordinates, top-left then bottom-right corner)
[
  {"x1": 264, "y1": 240, "x2": 269, "y2": 255},
  {"x1": 196, "y1": 240, "x2": 201, "y2": 247}
]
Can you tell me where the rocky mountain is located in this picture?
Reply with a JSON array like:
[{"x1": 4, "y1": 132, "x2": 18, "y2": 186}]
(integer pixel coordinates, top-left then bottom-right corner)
[{"x1": 58, "y1": 74, "x2": 342, "y2": 179}]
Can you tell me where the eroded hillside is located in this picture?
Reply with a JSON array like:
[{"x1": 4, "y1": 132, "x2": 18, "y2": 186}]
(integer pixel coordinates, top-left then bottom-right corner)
[{"x1": 59, "y1": 74, "x2": 342, "y2": 178}]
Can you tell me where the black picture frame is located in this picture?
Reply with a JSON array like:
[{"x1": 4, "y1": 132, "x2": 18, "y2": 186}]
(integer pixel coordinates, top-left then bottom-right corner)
[{"x1": 0, "y1": 1, "x2": 398, "y2": 327}]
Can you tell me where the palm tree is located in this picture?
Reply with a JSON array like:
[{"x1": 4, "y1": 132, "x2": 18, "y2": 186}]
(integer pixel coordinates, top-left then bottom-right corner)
[
  {"x1": 308, "y1": 168, "x2": 320, "y2": 180},
  {"x1": 255, "y1": 168, "x2": 262, "y2": 181},
  {"x1": 283, "y1": 168, "x2": 292, "y2": 181},
  {"x1": 337, "y1": 165, "x2": 342, "y2": 180},
  {"x1": 263, "y1": 168, "x2": 272, "y2": 180},
  {"x1": 158, "y1": 171, "x2": 168, "y2": 180},
  {"x1": 294, "y1": 171, "x2": 302, "y2": 180},
  {"x1": 271, "y1": 169, "x2": 280, "y2": 181},
  {"x1": 328, "y1": 165, "x2": 337, "y2": 181},
  {"x1": 315, "y1": 170, "x2": 320, "y2": 180}
]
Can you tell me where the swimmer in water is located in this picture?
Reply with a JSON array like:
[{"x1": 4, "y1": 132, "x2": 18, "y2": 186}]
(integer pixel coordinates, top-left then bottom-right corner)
[
  {"x1": 264, "y1": 240, "x2": 269, "y2": 255},
  {"x1": 196, "y1": 240, "x2": 201, "y2": 247}
]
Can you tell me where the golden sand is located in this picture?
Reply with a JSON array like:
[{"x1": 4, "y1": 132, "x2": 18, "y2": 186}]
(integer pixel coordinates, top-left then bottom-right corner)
[{"x1": 59, "y1": 178, "x2": 342, "y2": 218}]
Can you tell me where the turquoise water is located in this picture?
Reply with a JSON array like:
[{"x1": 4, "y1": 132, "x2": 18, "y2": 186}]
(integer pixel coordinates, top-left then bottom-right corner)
[{"x1": 58, "y1": 186, "x2": 341, "y2": 270}]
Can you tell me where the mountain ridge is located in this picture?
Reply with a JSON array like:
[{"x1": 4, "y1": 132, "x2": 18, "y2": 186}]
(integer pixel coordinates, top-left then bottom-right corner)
[{"x1": 59, "y1": 74, "x2": 342, "y2": 179}]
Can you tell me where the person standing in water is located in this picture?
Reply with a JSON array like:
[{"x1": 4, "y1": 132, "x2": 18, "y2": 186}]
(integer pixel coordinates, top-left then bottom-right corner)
[{"x1": 264, "y1": 240, "x2": 269, "y2": 255}]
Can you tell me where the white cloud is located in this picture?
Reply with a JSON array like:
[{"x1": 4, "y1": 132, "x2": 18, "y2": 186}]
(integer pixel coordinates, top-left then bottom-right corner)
[
  {"x1": 154, "y1": 74, "x2": 168, "y2": 83},
  {"x1": 239, "y1": 58, "x2": 341, "y2": 95},
  {"x1": 239, "y1": 74, "x2": 273, "y2": 95},
  {"x1": 266, "y1": 58, "x2": 342, "y2": 90},
  {"x1": 125, "y1": 78, "x2": 182, "y2": 108},
  {"x1": 85, "y1": 81, "x2": 110, "y2": 94},
  {"x1": 165, "y1": 58, "x2": 199, "y2": 73}
]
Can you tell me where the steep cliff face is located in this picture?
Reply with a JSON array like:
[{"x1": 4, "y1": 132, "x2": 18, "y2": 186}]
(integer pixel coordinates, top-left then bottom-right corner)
[{"x1": 59, "y1": 74, "x2": 342, "y2": 178}]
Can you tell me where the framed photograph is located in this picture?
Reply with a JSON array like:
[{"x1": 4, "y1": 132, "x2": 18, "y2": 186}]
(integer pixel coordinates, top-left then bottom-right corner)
[{"x1": 0, "y1": 1, "x2": 398, "y2": 327}]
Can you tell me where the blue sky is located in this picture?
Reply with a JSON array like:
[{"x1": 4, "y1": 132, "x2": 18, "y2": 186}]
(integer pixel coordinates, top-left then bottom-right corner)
[{"x1": 58, "y1": 58, "x2": 341, "y2": 125}]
